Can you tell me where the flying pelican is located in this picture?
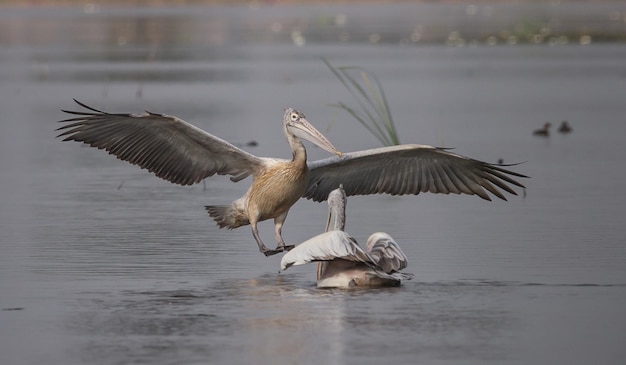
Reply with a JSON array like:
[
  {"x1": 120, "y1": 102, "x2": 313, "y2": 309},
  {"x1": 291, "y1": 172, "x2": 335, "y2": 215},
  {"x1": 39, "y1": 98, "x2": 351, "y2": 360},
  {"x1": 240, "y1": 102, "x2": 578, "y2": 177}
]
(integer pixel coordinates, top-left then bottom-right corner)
[
  {"x1": 281, "y1": 185, "x2": 414, "y2": 288},
  {"x1": 57, "y1": 100, "x2": 527, "y2": 256},
  {"x1": 533, "y1": 122, "x2": 551, "y2": 137}
]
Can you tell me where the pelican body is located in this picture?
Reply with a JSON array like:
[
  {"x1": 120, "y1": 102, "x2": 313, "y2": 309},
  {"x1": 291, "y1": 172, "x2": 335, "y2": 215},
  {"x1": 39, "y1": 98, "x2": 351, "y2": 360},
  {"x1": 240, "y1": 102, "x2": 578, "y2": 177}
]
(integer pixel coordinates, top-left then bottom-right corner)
[
  {"x1": 202, "y1": 108, "x2": 340, "y2": 256},
  {"x1": 281, "y1": 185, "x2": 414, "y2": 288},
  {"x1": 57, "y1": 100, "x2": 527, "y2": 257}
]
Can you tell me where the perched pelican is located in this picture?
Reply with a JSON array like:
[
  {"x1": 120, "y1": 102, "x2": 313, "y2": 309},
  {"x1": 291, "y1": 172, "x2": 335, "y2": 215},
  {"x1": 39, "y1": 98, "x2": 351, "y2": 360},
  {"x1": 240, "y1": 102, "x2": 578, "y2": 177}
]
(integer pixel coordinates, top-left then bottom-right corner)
[
  {"x1": 533, "y1": 122, "x2": 551, "y2": 137},
  {"x1": 281, "y1": 185, "x2": 414, "y2": 288},
  {"x1": 558, "y1": 120, "x2": 572, "y2": 134},
  {"x1": 57, "y1": 100, "x2": 527, "y2": 256}
]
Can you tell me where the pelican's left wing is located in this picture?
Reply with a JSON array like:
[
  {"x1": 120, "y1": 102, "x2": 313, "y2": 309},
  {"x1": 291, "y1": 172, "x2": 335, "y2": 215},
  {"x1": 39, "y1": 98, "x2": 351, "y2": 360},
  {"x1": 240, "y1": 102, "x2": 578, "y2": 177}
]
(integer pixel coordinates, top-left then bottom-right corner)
[
  {"x1": 280, "y1": 230, "x2": 371, "y2": 270},
  {"x1": 305, "y1": 144, "x2": 527, "y2": 202}
]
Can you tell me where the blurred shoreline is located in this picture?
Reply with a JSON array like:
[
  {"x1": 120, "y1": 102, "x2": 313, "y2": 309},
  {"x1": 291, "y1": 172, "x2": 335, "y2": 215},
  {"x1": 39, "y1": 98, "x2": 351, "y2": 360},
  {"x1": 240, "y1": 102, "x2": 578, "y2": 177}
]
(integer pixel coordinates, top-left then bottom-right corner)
[
  {"x1": 2, "y1": 0, "x2": 625, "y2": 7},
  {"x1": 1, "y1": 0, "x2": 625, "y2": 46}
]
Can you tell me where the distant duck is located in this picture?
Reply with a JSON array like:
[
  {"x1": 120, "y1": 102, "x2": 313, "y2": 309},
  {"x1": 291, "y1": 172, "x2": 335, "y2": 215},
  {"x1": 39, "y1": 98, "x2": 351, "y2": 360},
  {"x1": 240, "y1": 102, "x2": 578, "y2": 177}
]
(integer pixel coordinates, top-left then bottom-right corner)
[
  {"x1": 558, "y1": 121, "x2": 572, "y2": 134},
  {"x1": 533, "y1": 122, "x2": 551, "y2": 137}
]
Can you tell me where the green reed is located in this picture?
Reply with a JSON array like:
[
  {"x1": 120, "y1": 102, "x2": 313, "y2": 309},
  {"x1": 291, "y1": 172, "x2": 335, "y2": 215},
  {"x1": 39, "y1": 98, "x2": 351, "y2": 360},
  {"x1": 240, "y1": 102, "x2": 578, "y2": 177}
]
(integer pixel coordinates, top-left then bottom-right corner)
[{"x1": 323, "y1": 57, "x2": 400, "y2": 146}]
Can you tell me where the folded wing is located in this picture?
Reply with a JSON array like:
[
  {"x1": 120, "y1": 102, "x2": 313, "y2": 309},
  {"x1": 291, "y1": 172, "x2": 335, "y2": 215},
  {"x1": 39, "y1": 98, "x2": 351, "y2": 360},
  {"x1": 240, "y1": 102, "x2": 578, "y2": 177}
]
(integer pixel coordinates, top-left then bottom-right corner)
[
  {"x1": 280, "y1": 230, "x2": 371, "y2": 270},
  {"x1": 365, "y1": 232, "x2": 409, "y2": 273}
]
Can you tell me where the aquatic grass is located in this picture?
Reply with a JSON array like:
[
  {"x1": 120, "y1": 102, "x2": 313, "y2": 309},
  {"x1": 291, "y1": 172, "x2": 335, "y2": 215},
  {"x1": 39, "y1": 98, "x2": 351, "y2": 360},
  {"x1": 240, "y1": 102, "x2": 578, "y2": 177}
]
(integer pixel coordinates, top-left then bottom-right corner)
[{"x1": 323, "y1": 58, "x2": 400, "y2": 146}]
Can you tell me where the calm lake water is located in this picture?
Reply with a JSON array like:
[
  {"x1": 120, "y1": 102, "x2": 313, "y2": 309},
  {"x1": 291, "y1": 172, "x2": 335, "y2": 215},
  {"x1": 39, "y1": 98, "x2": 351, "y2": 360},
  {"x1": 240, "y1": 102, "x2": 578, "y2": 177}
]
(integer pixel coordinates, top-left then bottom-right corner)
[{"x1": 1, "y1": 2, "x2": 626, "y2": 365}]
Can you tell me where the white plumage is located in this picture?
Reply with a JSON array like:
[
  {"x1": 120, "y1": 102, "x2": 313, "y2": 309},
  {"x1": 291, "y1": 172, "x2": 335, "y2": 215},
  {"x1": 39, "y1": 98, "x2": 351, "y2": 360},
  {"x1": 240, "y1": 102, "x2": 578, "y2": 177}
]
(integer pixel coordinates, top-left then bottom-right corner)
[{"x1": 281, "y1": 185, "x2": 414, "y2": 288}]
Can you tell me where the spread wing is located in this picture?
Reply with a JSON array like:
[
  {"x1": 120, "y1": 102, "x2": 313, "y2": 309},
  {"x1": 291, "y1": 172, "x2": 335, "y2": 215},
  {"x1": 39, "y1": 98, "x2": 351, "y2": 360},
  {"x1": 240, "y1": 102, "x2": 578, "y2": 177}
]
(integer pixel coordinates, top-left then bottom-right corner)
[
  {"x1": 365, "y1": 232, "x2": 409, "y2": 273},
  {"x1": 305, "y1": 144, "x2": 527, "y2": 202},
  {"x1": 56, "y1": 100, "x2": 265, "y2": 186}
]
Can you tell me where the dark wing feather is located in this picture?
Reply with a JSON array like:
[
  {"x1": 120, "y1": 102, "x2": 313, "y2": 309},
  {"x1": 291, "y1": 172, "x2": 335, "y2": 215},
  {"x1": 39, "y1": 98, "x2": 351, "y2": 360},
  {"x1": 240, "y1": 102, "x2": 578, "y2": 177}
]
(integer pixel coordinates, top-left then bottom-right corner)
[
  {"x1": 305, "y1": 144, "x2": 527, "y2": 202},
  {"x1": 56, "y1": 100, "x2": 264, "y2": 186}
]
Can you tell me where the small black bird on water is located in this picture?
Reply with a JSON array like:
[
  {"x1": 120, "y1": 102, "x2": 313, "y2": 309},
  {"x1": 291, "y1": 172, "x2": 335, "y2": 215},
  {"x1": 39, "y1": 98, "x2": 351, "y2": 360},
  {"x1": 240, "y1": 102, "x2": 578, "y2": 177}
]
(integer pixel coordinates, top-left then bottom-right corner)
[
  {"x1": 533, "y1": 122, "x2": 551, "y2": 137},
  {"x1": 558, "y1": 121, "x2": 573, "y2": 134}
]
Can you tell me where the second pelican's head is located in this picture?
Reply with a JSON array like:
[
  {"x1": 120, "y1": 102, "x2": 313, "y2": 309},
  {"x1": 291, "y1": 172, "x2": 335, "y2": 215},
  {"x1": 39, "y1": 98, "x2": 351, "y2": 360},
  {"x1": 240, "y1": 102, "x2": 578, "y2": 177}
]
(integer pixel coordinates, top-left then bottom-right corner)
[{"x1": 283, "y1": 108, "x2": 342, "y2": 156}]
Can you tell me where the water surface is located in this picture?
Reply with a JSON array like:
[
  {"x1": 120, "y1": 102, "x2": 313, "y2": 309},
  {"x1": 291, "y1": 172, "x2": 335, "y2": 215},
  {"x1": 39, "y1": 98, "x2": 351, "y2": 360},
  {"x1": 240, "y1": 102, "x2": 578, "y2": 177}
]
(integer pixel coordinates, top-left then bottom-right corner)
[{"x1": 1, "y1": 3, "x2": 626, "y2": 365}]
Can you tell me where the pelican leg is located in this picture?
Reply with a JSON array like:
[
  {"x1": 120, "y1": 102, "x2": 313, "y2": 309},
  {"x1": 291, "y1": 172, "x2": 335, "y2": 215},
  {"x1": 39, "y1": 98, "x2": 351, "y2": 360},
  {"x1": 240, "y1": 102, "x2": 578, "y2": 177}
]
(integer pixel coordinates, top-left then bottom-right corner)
[
  {"x1": 251, "y1": 219, "x2": 283, "y2": 257},
  {"x1": 274, "y1": 212, "x2": 295, "y2": 252}
]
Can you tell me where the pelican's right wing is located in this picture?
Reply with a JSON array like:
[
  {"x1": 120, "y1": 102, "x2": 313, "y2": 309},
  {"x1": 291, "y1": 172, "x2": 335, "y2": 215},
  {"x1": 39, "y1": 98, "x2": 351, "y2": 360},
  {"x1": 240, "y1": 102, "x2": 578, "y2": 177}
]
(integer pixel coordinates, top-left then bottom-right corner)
[
  {"x1": 365, "y1": 232, "x2": 409, "y2": 273},
  {"x1": 280, "y1": 230, "x2": 371, "y2": 270},
  {"x1": 57, "y1": 100, "x2": 267, "y2": 186}
]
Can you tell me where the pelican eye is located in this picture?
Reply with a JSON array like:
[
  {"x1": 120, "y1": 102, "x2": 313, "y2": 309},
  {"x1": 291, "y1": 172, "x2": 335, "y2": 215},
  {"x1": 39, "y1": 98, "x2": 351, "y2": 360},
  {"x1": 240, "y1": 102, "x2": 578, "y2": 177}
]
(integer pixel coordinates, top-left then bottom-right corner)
[{"x1": 290, "y1": 113, "x2": 299, "y2": 122}]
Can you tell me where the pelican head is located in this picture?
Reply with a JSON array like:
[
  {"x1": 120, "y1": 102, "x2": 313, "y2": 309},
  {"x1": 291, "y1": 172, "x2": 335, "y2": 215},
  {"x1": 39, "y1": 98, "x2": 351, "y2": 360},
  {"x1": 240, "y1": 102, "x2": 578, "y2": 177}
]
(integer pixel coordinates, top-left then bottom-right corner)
[{"x1": 283, "y1": 108, "x2": 342, "y2": 156}]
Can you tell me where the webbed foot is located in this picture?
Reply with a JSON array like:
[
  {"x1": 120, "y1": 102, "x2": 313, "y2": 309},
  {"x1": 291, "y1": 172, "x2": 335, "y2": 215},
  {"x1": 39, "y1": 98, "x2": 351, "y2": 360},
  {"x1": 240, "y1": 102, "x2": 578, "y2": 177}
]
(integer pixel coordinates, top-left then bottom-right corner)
[{"x1": 262, "y1": 248, "x2": 283, "y2": 257}]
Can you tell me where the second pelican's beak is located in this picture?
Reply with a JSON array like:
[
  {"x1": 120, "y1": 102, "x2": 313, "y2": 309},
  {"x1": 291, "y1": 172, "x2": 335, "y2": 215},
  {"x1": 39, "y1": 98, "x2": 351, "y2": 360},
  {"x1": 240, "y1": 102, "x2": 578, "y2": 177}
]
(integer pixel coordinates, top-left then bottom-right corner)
[
  {"x1": 325, "y1": 185, "x2": 347, "y2": 231},
  {"x1": 289, "y1": 117, "x2": 342, "y2": 156}
]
